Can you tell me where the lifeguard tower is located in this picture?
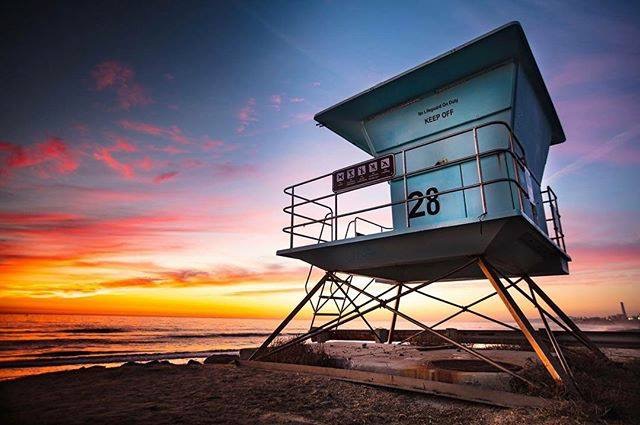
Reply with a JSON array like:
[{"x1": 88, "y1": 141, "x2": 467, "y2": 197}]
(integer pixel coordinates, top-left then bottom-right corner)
[{"x1": 250, "y1": 22, "x2": 602, "y2": 394}]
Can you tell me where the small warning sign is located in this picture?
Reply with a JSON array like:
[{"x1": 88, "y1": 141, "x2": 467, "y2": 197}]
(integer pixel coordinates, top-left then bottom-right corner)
[{"x1": 332, "y1": 154, "x2": 395, "y2": 193}]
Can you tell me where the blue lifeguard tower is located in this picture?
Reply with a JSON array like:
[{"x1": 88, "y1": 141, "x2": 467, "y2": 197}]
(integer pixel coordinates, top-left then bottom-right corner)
[{"x1": 251, "y1": 22, "x2": 602, "y2": 393}]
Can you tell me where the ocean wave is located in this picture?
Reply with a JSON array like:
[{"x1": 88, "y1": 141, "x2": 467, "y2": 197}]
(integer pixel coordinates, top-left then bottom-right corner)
[
  {"x1": 37, "y1": 350, "x2": 115, "y2": 358},
  {"x1": 61, "y1": 327, "x2": 127, "y2": 334},
  {"x1": 167, "y1": 332, "x2": 276, "y2": 339},
  {"x1": 0, "y1": 338, "x2": 148, "y2": 349}
]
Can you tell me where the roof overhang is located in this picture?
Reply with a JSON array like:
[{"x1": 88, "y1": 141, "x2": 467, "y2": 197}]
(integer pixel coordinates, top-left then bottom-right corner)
[{"x1": 314, "y1": 22, "x2": 565, "y2": 155}]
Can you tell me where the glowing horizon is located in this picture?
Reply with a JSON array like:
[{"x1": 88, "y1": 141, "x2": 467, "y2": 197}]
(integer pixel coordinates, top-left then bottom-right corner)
[{"x1": 1, "y1": 2, "x2": 639, "y2": 321}]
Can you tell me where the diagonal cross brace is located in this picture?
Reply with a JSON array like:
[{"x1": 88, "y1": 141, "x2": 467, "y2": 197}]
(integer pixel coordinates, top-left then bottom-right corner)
[
  {"x1": 251, "y1": 258, "x2": 477, "y2": 361},
  {"x1": 333, "y1": 272, "x2": 537, "y2": 387},
  {"x1": 478, "y1": 258, "x2": 578, "y2": 394}
]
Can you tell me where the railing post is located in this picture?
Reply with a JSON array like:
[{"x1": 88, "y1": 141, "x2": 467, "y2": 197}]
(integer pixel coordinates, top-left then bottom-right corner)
[
  {"x1": 402, "y1": 151, "x2": 410, "y2": 228},
  {"x1": 508, "y1": 132, "x2": 524, "y2": 212},
  {"x1": 473, "y1": 128, "x2": 487, "y2": 215},
  {"x1": 549, "y1": 187, "x2": 566, "y2": 252},
  {"x1": 289, "y1": 187, "x2": 295, "y2": 248},
  {"x1": 334, "y1": 194, "x2": 338, "y2": 241}
]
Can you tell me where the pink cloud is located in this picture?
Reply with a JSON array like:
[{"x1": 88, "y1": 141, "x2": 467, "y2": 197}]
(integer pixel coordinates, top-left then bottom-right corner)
[
  {"x1": 547, "y1": 124, "x2": 640, "y2": 183},
  {"x1": 152, "y1": 145, "x2": 188, "y2": 155},
  {"x1": 550, "y1": 54, "x2": 638, "y2": 91},
  {"x1": 182, "y1": 158, "x2": 203, "y2": 169},
  {"x1": 236, "y1": 98, "x2": 257, "y2": 134},
  {"x1": 203, "y1": 137, "x2": 225, "y2": 150},
  {"x1": 153, "y1": 171, "x2": 179, "y2": 183},
  {"x1": 92, "y1": 137, "x2": 142, "y2": 179},
  {"x1": 91, "y1": 61, "x2": 152, "y2": 110},
  {"x1": 119, "y1": 120, "x2": 191, "y2": 145},
  {"x1": 113, "y1": 137, "x2": 137, "y2": 152},
  {"x1": 47, "y1": 184, "x2": 157, "y2": 203},
  {"x1": 93, "y1": 147, "x2": 134, "y2": 179},
  {"x1": 568, "y1": 241, "x2": 640, "y2": 274},
  {"x1": 91, "y1": 61, "x2": 133, "y2": 89},
  {"x1": 0, "y1": 137, "x2": 78, "y2": 178},
  {"x1": 135, "y1": 156, "x2": 156, "y2": 171},
  {"x1": 119, "y1": 121, "x2": 229, "y2": 154},
  {"x1": 72, "y1": 123, "x2": 89, "y2": 134},
  {"x1": 544, "y1": 92, "x2": 640, "y2": 182},
  {"x1": 211, "y1": 162, "x2": 257, "y2": 179},
  {"x1": 556, "y1": 208, "x2": 639, "y2": 247},
  {"x1": 289, "y1": 97, "x2": 304, "y2": 103}
]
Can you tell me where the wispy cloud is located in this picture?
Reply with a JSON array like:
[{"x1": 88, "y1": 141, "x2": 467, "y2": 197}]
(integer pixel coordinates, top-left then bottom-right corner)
[
  {"x1": 270, "y1": 94, "x2": 282, "y2": 111},
  {"x1": 0, "y1": 137, "x2": 78, "y2": 180},
  {"x1": 91, "y1": 61, "x2": 153, "y2": 110},
  {"x1": 153, "y1": 171, "x2": 179, "y2": 183},
  {"x1": 227, "y1": 286, "x2": 303, "y2": 296},
  {"x1": 546, "y1": 124, "x2": 640, "y2": 183},
  {"x1": 119, "y1": 120, "x2": 190, "y2": 145},
  {"x1": 236, "y1": 98, "x2": 257, "y2": 134},
  {"x1": 550, "y1": 54, "x2": 622, "y2": 90},
  {"x1": 119, "y1": 120, "x2": 228, "y2": 154},
  {"x1": 92, "y1": 137, "x2": 140, "y2": 179},
  {"x1": 211, "y1": 162, "x2": 257, "y2": 179},
  {"x1": 97, "y1": 264, "x2": 306, "y2": 290}
]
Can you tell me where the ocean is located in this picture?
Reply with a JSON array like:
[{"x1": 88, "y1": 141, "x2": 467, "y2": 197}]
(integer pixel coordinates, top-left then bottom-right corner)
[
  {"x1": 0, "y1": 313, "x2": 634, "y2": 381},
  {"x1": 0, "y1": 314, "x2": 312, "y2": 381}
]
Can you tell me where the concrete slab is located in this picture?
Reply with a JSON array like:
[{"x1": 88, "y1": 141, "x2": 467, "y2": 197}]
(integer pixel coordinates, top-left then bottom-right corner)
[{"x1": 321, "y1": 342, "x2": 536, "y2": 391}]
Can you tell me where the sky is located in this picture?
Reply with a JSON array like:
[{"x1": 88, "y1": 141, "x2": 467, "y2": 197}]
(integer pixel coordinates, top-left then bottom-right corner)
[{"x1": 0, "y1": 0, "x2": 639, "y2": 321}]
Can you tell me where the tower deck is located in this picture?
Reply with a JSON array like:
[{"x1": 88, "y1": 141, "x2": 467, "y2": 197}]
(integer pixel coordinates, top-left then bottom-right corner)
[{"x1": 278, "y1": 213, "x2": 569, "y2": 282}]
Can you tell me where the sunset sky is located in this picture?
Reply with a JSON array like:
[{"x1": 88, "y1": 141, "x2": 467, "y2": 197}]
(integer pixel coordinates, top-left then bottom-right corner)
[{"x1": 1, "y1": 1, "x2": 639, "y2": 321}]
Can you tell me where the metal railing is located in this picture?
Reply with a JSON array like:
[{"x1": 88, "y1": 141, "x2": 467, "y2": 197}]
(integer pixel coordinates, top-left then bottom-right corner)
[
  {"x1": 542, "y1": 186, "x2": 566, "y2": 252},
  {"x1": 344, "y1": 217, "x2": 392, "y2": 238},
  {"x1": 283, "y1": 121, "x2": 566, "y2": 253}
]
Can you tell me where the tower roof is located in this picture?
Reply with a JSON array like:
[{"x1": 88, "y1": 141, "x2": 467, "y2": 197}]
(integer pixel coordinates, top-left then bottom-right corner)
[{"x1": 314, "y1": 22, "x2": 565, "y2": 155}]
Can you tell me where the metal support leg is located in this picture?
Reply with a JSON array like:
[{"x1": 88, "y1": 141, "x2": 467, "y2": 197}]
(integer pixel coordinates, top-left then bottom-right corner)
[
  {"x1": 478, "y1": 258, "x2": 570, "y2": 388},
  {"x1": 524, "y1": 275, "x2": 605, "y2": 358},
  {"x1": 529, "y1": 284, "x2": 574, "y2": 380},
  {"x1": 387, "y1": 284, "x2": 402, "y2": 343},
  {"x1": 249, "y1": 273, "x2": 329, "y2": 360}
]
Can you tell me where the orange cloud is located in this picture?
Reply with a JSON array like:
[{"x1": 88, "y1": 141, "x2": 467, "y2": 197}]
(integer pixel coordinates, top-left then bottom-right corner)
[{"x1": 97, "y1": 264, "x2": 307, "y2": 290}]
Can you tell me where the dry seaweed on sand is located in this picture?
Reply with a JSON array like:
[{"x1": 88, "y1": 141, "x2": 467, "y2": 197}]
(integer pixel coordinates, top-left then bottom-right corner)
[
  {"x1": 510, "y1": 348, "x2": 640, "y2": 423},
  {"x1": 260, "y1": 337, "x2": 347, "y2": 368}
]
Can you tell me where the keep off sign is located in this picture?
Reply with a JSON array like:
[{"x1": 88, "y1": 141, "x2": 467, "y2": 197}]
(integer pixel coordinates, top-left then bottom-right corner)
[{"x1": 332, "y1": 154, "x2": 395, "y2": 193}]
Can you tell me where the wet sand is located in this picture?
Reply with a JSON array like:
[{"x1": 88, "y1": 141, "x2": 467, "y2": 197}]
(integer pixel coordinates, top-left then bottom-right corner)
[{"x1": 0, "y1": 361, "x2": 622, "y2": 425}]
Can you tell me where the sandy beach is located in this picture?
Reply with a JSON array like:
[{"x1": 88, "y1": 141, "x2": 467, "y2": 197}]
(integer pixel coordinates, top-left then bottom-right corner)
[{"x1": 0, "y1": 359, "x2": 636, "y2": 425}]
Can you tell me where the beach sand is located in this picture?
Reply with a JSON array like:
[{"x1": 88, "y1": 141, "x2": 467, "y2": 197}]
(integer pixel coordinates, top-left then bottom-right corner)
[{"x1": 0, "y1": 361, "x2": 619, "y2": 425}]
